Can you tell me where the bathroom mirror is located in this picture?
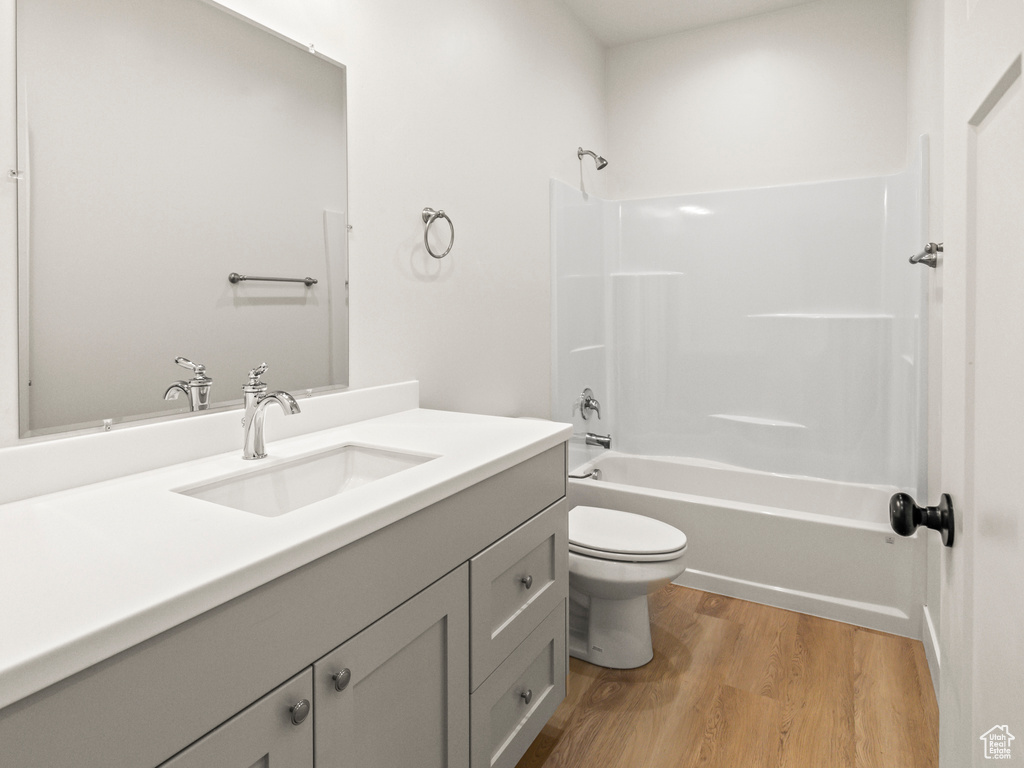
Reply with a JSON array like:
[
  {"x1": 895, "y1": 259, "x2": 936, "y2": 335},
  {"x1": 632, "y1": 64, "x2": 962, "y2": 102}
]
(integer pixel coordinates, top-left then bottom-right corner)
[{"x1": 16, "y1": 0, "x2": 348, "y2": 437}]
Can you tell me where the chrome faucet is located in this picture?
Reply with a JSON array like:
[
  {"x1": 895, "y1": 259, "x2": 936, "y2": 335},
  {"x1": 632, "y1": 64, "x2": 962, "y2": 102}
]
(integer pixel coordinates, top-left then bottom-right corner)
[
  {"x1": 574, "y1": 388, "x2": 602, "y2": 420},
  {"x1": 585, "y1": 433, "x2": 612, "y2": 450},
  {"x1": 241, "y1": 363, "x2": 301, "y2": 460},
  {"x1": 164, "y1": 357, "x2": 213, "y2": 411}
]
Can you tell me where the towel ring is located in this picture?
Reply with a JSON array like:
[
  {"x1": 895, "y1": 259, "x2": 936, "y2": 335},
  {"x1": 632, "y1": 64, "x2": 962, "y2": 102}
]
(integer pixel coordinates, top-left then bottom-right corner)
[{"x1": 422, "y1": 207, "x2": 454, "y2": 259}]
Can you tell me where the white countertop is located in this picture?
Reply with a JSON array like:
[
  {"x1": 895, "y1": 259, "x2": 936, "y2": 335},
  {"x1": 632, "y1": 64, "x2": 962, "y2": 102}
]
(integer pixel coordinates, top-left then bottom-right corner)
[{"x1": 0, "y1": 407, "x2": 570, "y2": 710}]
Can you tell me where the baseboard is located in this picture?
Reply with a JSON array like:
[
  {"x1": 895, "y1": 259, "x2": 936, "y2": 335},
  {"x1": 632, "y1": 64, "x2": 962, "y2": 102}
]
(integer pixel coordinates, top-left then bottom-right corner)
[{"x1": 676, "y1": 568, "x2": 916, "y2": 639}]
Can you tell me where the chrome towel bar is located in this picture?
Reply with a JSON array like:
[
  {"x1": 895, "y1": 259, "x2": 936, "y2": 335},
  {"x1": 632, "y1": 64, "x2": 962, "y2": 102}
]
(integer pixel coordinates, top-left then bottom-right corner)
[
  {"x1": 422, "y1": 207, "x2": 454, "y2": 259},
  {"x1": 229, "y1": 272, "x2": 318, "y2": 287}
]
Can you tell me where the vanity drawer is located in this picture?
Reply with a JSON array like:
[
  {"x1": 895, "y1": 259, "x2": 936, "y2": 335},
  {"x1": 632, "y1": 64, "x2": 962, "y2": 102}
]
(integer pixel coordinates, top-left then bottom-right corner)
[
  {"x1": 470, "y1": 500, "x2": 567, "y2": 689},
  {"x1": 470, "y1": 603, "x2": 566, "y2": 768}
]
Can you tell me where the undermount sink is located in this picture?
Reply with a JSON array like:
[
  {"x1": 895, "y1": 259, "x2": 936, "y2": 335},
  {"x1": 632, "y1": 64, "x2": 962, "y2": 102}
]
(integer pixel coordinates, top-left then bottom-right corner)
[{"x1": 176, "y1": 444, "x2": 436, "y2": 517}]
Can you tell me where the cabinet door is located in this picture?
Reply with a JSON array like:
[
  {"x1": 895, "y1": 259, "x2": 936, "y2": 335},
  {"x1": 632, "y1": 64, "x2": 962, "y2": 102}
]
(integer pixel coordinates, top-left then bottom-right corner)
[
  {"x1": 159, "y1": 668, "x2": 313, "y2": 768},
  {"x1": 314, "y1": 564, "x2": 470, "y2": 768}
]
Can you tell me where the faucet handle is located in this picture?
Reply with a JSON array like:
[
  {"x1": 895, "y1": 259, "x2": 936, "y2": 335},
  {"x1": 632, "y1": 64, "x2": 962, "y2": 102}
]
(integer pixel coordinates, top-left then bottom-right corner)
[
  {"x1": 247, "y1": 362, "x2": 268, "y2": 385},
  {"x1": 575, "y1": 388, "x2": 601, "y2": 420},
  {"x1": 175, "y1": 357, "x2": 209, "y2": 380}
]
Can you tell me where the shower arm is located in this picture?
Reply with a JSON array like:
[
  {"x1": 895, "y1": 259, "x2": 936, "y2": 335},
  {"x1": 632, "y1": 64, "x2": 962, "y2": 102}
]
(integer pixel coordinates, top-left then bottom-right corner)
[{"x1": 577, "y1": 147, "x2": 608, "y2": 170}]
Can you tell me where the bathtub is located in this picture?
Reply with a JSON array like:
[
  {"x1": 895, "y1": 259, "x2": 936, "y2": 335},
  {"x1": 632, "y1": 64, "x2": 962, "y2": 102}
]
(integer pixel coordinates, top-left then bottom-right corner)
[{"x1": 568, "y1": 452, "x2": 927, "y2": 638}]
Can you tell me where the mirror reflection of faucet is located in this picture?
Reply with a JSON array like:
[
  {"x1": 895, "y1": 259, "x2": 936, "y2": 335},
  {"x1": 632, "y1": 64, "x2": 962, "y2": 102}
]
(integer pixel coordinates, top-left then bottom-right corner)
[
  {"x1": 163, "y1": 357, "x2": 213, "y2": 412},
  {"x1": 241, "y1": 363, "x2": 301, "y2": 460}
]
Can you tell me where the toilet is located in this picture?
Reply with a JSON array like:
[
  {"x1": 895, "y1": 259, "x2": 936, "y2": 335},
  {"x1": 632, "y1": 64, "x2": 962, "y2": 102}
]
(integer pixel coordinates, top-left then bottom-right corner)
[{"x1": 568, "y1": 505, "x2": 688, "y2": 669}]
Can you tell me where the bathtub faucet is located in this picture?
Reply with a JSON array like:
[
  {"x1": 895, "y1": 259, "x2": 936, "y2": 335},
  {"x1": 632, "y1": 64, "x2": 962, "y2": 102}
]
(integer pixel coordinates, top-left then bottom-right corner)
[{"x1": 585, "y1": 432, "x2": 612, "y2": 450}]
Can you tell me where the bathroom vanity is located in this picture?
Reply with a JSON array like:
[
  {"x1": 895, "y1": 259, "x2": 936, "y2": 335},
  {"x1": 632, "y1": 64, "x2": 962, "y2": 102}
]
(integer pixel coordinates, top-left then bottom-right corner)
[{"x1": 0, "y1": 384, "x2": 570, "y2": 768}]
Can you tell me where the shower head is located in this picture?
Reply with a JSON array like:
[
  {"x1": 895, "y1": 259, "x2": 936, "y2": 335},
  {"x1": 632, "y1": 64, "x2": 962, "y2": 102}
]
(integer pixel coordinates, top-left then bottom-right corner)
[{"x1": 578, "y1": 147, "x2": 608, "y2": 170}]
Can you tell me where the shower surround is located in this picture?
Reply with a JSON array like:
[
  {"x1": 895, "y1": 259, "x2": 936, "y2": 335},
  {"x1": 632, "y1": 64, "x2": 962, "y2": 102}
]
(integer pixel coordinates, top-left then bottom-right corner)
[
  {"x1": 552, "y1": 155, "x2": 927, "y2": 492},
  {"x1": 551, "y1": 156, "x2": 929, "y2": 638}
]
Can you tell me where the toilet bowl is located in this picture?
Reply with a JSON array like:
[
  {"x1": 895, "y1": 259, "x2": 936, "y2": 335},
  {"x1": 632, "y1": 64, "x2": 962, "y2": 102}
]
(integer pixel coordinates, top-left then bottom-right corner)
[{"x1": 568, "y1": 505, "x2": 688, "y2": 669}]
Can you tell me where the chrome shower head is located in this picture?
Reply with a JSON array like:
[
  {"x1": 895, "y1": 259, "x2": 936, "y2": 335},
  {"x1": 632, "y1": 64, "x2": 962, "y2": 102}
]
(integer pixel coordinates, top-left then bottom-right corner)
[{"x1": 578, "y1": 147, "x2": 608, "y2": 170}]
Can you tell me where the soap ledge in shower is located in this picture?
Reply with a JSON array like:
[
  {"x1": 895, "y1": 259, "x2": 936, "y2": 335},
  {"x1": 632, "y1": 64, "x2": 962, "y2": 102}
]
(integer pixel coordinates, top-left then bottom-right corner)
[
  {"x1": 746, "y1": 313, "x2": 894, "y2": 320},
  {"x1": 609, "y1": 271, "x2": 686, "y2": 277},
  {"x1": 708, "y1": 414, "x2": 806, "y2": 429},
  {"x1": 569, "y1": 344, "x2": 604, "y2": 355}
]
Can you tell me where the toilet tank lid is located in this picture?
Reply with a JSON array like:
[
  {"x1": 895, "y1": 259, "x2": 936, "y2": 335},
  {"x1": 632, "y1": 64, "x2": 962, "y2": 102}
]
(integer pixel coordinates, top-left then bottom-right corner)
[{"x1": 569, "y1": 505, "x2": 687, "y2": 556}]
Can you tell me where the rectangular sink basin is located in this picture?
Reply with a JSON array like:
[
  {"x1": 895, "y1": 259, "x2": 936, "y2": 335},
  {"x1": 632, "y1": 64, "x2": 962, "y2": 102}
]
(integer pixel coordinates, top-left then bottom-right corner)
[{"x1": 176, "y1": 444, "x2": 436, "y2": 517}]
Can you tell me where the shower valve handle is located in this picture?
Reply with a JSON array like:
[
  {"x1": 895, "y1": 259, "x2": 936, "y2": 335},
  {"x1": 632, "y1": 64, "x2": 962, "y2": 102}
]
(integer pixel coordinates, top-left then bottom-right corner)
[
  {"x1": 889, "y1": 492, "x2": 955, "y2": 547},
  {"x1": 575, "y1": 388, "x2": 601, "y2": 420}
]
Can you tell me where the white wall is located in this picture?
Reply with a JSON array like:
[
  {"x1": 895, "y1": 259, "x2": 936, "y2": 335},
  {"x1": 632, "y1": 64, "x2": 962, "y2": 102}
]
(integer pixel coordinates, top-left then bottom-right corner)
[
  {"x1": 0, "y1": 0, "x2": 927, "y2": 453},
  {"x1": 605, "y1": 0, "x2": 909, "y2": 199},
  {"x1": 0, "y1": 0, "x2": 608, "y2": 446},
  {"x1": 217, "y1": 0, "x2": 608, "y2": 418}
]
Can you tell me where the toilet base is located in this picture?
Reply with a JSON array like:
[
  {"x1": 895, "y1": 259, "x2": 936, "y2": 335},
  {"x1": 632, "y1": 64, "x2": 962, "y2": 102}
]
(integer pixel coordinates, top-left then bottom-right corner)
[{"x1": 568, "y1": 589, "x2": 654, "y2": 669}]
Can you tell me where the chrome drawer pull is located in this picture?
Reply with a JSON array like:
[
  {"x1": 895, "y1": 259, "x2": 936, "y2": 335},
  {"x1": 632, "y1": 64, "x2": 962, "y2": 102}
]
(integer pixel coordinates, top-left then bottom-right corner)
[
  {"x1": 520, "y1": 688, "x2": 533, "y2": 705},
  {"x1": 521, "y1": 575, "x2": 533, "y2": 589}
]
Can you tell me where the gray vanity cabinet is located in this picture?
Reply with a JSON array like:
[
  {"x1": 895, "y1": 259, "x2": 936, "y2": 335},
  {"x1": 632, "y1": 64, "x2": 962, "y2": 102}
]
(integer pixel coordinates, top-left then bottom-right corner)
[
  {"x1": 313, "y1": 564, "x2": 470, "y2": 768},
  {"x1": 158, "y1": 566, "x2": 469, "y2": 768},
  {"x1": 0, "y1": 444, "x2": 567, "y2": 768},
  {"x1": 158, "y1": 669, "x2": 314, "y2": 768}
]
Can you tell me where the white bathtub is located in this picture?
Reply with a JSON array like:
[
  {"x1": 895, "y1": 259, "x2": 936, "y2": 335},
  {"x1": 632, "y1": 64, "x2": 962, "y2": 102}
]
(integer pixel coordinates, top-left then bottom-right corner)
[{"x1": 568, "y1": 452, "x2": 927, "y2": 638}]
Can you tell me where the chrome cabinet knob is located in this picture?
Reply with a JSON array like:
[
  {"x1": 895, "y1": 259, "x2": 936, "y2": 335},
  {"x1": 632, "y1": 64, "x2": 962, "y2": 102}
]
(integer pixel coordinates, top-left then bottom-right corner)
[
  {"x1": 520, "y1": 689, "x2": 533, "y2": 705},
  {"x1": 521, "y1": 575, "x2": 533, "y2": 589},
  {"x1": 333, "y1": 668, "x2": 352, "y2": 692},
  {"x1": 289, "y1": 699, "x2": 311, "y2": 726}
]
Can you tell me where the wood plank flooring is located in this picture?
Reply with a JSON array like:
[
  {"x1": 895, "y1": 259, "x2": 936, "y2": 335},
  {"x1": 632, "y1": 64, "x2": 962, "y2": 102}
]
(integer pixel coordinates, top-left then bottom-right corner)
[{"x1": 516, "y1": 586, "x2": 938, "y2": 768}]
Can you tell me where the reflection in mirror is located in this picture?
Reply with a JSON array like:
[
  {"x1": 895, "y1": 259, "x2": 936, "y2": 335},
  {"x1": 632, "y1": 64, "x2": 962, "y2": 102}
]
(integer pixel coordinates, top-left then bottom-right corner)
[{"x1": 17, "y1": 0, "x2": 348, "y2": 437}]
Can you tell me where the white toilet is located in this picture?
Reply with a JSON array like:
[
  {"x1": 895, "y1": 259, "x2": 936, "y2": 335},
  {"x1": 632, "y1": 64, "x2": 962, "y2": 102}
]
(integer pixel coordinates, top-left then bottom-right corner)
[{"x1": 568, "y1": 505, "x2": 688, "y2": 669}]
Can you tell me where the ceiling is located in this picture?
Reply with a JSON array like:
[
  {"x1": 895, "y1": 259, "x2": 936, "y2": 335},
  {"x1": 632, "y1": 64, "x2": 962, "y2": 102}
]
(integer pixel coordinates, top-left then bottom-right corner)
[{"x1": 558, "y1": 0, "x2": 819, "y2": 46}]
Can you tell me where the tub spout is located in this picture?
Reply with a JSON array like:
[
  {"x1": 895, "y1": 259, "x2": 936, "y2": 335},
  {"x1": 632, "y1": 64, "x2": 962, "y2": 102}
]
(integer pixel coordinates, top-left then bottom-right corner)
[{"x1": 585, "y1": 433, "x2": 612, "y2": 450}]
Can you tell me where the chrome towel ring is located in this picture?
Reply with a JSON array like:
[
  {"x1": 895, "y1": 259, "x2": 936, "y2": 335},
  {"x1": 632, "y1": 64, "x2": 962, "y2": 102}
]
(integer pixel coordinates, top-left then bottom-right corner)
[{"x1": 422, "y1": 207, "x2": 454, "y2": 259}]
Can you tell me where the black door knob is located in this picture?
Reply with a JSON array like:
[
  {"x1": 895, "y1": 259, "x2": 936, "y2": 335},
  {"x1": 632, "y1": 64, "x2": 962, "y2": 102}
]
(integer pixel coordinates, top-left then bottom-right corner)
[{"x1": 889, "y1": 492, "x2": 955, "y2": 547}]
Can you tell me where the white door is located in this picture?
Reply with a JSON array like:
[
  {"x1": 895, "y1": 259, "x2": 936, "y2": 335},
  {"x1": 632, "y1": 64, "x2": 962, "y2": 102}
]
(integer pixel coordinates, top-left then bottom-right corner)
[{"x1": 941, "y1": 0, "x2": 1024, "y2": 765}]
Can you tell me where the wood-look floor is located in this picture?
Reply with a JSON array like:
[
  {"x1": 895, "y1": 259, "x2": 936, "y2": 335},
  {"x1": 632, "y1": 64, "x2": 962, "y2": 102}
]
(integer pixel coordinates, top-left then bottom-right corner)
[{"x1": 516, "y1": 586, "x2": 938, "y2": 768}]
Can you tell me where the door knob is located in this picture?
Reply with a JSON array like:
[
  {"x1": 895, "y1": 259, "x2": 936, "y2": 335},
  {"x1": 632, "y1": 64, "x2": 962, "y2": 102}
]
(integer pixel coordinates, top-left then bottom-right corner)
[{"x1": 889, "y1": 492, "x2": 955, "y2": 547}]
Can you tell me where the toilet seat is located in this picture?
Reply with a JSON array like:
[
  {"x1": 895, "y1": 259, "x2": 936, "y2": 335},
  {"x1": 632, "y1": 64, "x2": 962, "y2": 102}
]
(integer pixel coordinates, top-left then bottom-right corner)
[{"x1": 569, "y1": 505, "x2": 687, "y2": 563}]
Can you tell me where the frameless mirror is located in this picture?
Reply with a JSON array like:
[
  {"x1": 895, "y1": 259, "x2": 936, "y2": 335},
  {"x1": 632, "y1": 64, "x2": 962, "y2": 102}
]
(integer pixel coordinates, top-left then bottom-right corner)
[{"x1": 16, "y1": 0, "x2": 348, "y2": 437}]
